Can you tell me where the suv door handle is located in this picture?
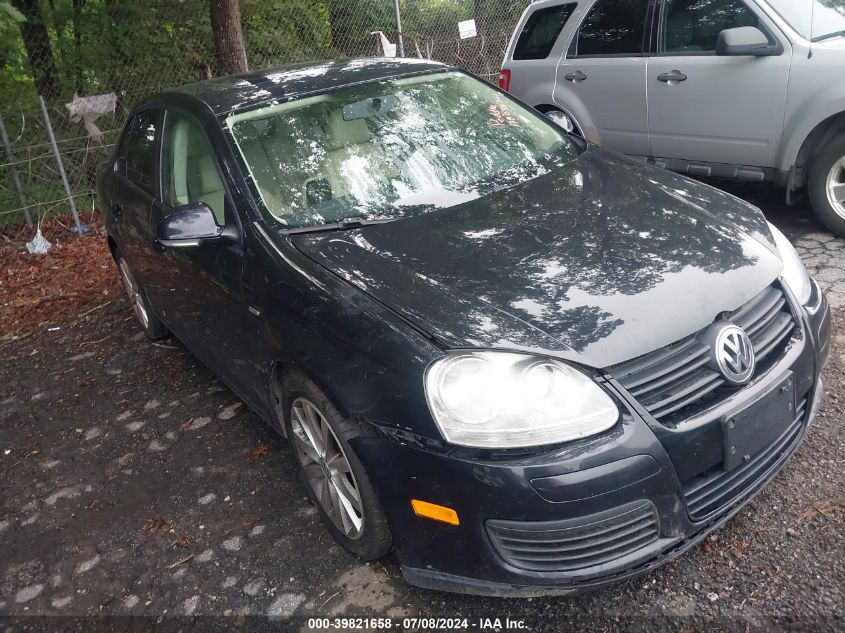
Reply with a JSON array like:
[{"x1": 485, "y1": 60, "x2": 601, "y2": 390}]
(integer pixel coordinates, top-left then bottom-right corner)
[
  {"x1": 657, "y1": 70, "x2": 687, "y2": 83},
  {"x1": 564, "y1": 71, "x2": 587, "y2": 82}
]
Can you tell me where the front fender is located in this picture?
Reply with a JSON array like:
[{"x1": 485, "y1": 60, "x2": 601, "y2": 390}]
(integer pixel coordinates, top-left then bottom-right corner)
[{"x1": 778, "y1": 84, "x2": 845, "y2": 173}]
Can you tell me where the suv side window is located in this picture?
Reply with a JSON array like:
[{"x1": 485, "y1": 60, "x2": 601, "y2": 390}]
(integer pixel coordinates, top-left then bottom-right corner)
[
  {"x1": 161, "y1": 109, "x2": 227, "y2": 225},
  {"x1": 662, "y1": 0, "x2": 759, "y2": 53},
  {"x1": 513, "y1": 3, "x2": 576, "y2": 60},
  {"x1": 575, "y1": 0, "x2": 650, "y2": 56},
  {"x1": 125, "y1": 110, "x2": 159, "y2": 194}
]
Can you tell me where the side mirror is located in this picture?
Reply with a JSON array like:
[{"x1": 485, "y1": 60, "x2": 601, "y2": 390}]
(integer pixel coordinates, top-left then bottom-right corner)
[
  {"x1": 716, "y1": 26, "x2": 779, "y2": 57},
  {"x1": 156, "y1": 202, "x2": 232, "y2": 248}
]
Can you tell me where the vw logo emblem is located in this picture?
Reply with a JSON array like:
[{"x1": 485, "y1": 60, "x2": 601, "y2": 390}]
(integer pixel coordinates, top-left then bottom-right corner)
[{"x1": 713, "y1": 325, "x2": 755, "y2": 384}]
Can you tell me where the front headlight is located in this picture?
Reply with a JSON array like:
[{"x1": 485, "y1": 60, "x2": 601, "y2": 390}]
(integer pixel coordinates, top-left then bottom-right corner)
[
  {"x1": 424, "y1": 351, "x2": 618, "y2": 449},
  {"x1": 768, "y1": 223, "x2": 811, "y2": 305}
]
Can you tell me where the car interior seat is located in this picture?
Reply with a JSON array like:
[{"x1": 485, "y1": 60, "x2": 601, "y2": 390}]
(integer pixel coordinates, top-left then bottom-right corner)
[{"x1": 321, "y1": 108, "x2": 398, "y2": 201}]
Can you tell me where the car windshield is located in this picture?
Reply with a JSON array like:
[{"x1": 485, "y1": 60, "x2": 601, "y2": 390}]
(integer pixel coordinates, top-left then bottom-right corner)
[
  {"x1": 766, "y1": 0, "x2": 845, "y2": 41},
  {"x1": 225, "y1": 71, "x2": 581, "y2": 229}
]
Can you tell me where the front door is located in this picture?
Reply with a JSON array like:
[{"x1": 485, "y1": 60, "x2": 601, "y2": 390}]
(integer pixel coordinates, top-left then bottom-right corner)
[
  {"x1": 151, "y1": 108, "x2": 263, "y2": 404},
  {"x1": 647, "y1": 0, "x2": 791, "y2": 168},
  {"x1": 555, "y1": 0, "x2": 652, "y2": 156}
]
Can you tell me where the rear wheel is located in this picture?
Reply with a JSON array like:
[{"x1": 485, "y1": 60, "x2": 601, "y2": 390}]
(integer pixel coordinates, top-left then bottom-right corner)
[
  {"x1": 116, "y1": 254, "x2": 167, "y2": 339},
  {"x1": 808, "y1": 133, "x2": 845, "y2": 236},
  {"x1": 282, "y1": 372, "x2": 392, "y2": 560}
]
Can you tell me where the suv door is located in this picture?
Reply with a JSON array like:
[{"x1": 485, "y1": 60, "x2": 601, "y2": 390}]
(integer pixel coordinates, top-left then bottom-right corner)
[
  {"x1": 555, "y1": 0, "x2": 652, "y2": 155},
  {"x1": 152, "y1": 108, "x2": 264, "y2": 403},
  {"x1": 647, "y1": 0, "x2": 790, "y2": 170},
  {"x1": 503, "y1": 1, "x2": 578, "y2": 107},
  {"x1": 108, "y1": 109, "x2": 161, "y2": 285}
]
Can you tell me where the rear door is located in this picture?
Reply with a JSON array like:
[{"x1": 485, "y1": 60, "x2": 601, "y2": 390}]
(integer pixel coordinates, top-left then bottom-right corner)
[
  {"x1": 503, "y1": 1, "x2": 578, "y2": 107},
  {"x1": 555, "y1": 0, "x2": 652, "y2": 155},
  {"x1": 108, "y1": 109, "x2": 161, "y2": 286},
  {"x1": 647, "y1": 0, "x2": 790, "y2": 168}
]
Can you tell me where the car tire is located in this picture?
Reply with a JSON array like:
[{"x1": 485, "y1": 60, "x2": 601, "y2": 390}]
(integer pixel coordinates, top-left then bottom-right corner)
[
  {"x1": 281, "y1": 371, "x2": 392, "y2": 561},
  {"x1": 116, "y1": 253, "x2": 167, "y2": 340},
  {"x1": 808, "y1": 133, "x2": 845, "y2": 236}
]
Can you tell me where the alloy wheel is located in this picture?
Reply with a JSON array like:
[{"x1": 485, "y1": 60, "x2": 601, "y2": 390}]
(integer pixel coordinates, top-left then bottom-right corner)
[
  {"x1": 118, "y1": 258, "x2": 150, "y2": 329},
  {"x1": 825, "y1": 156, "x2": 845, "y2": 219},
  {"x1": 290, "y1": 397, "x2": 364, "y2": 539}
]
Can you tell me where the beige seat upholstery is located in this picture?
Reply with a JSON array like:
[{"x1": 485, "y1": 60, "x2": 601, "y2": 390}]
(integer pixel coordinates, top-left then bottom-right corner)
[
  {"x1": 321, "y1": 109, "x2": 397, "y2": 199},
  {"x1": 188, "y1": 154, "x2": 226, "y2": 224}
]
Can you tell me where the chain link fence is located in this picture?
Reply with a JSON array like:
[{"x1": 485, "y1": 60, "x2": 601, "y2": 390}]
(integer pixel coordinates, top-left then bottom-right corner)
[{"x1": 0, "y1": 0, "x2": 528, "y2": 230}]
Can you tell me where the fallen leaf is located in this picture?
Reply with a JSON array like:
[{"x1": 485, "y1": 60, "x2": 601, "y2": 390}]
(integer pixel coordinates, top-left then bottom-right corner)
[
  {"x1": 730, "y1": 540, "x2": 748, "y2": 558},
  {"x1": 699, "y1": 538, "x2": 718, "y2": 557},
  {"x1": 143, "y1": 517, "x2": 169, "y2": 534},
  {"x1": 175, "y1": 530, "x2": 191, "y2": 548},
  {"x1": 246, "y1": 444, "x2": 270, "y2": 464},
  {"x1": 179, "y1": 417, "x2": 194, "y2": 432},
  {"x1": 796, "y1": 497, "x2": 845, "y2": 523}
]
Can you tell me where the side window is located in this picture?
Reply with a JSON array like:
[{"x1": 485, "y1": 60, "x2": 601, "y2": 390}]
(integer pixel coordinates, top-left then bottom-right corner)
[
  {"x1": 576, "y1": 0, "x2": 650, "y2": 56},
  {"x1": 513, "y1": 4, "x2": 576, "y2": 60},
  {"x1": 161, "y1": 110, "x2": 227, "y2": 225},
  {"x1": 125, "y1": 110, "x2": 159, "y2": 193},
  {"x1": 662, "y1": 0, "x2": 759, "y2": 53}
]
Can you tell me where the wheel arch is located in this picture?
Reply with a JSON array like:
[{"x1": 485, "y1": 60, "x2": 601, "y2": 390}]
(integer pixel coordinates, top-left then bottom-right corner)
[
  {"x1": 779, "y1": 86, "x2": 845, "y2": 185},
  {"x1": 790, "y1": 112, "x2": 845, "y2": 188},
  {"x1": 268, "y1": 359, "x2": 355, "y2": 427}
]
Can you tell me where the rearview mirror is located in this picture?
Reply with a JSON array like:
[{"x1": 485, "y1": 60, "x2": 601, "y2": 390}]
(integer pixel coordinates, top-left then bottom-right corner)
[
  {"x1": 716, "y1": 26, "x2": 779, "y2": 56},
  {"x1": 156, "y1": 202, "x2": 233, "y2": 248}
]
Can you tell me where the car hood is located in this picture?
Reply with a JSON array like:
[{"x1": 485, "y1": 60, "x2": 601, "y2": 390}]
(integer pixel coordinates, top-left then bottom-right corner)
[{"x1": 292, "y1": 147, "x2": 783, "y2": 368}]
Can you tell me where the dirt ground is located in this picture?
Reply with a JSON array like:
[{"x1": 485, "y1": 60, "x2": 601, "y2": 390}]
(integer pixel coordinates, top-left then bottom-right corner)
[{"x1": 0, "y1": 186, "x2": 843, "y2": 632}]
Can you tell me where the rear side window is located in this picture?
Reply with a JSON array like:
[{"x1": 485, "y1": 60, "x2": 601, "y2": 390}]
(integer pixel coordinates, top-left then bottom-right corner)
[
  {"x1": 513, "y1": 4, "x2": 576, "y2": 60},
  {"x1": 125, "y1": 110, "x2": 160, "y2": 194},
  {"x1": 576, "y1": 0, "x2": 650, "y2": 56}
]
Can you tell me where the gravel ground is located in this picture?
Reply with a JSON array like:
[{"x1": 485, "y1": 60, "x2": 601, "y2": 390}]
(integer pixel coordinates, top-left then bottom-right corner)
[{"x1": 0, "y1": 185, "x2": 843, "y2": 632}]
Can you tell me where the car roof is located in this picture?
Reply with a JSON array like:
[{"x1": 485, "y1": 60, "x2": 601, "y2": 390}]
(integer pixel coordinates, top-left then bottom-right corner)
[{"x1": 157, "y1": 57, "x2": 449, "y2": 116}]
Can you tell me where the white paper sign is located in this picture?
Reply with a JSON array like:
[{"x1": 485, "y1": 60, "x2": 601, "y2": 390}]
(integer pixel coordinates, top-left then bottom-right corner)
[{"x1": 458, "y1": 19, "x2": 477, "y2": 39}]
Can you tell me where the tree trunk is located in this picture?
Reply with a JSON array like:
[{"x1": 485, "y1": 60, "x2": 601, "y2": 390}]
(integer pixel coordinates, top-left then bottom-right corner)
[
  {"x1": 209, "y1": 0, "x2": 247, "y2": 76},
  {"x1": 12, "y1": 0, "x2": 60, "y2": 99}
]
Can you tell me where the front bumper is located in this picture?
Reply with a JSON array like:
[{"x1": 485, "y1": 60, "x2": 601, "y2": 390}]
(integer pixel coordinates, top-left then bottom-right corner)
[{"x1": 353, "y1": 287, "x2": 831, "y2": 597}]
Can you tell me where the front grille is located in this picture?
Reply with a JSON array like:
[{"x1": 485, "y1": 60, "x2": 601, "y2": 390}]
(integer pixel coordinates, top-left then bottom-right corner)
[
  {"x1": 682, "y1": 396, "x2": 808, "y2": 520},
  {"x1": 486, "y1": 501, "x2": 659, "y2": 572},
  {"x1": 611, "y1": 285, "x2": 795, "y2": 423}
]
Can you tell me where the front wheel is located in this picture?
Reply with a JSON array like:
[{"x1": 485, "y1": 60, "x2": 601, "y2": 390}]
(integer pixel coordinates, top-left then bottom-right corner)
[
  {"x1": 282, "y1": 372, "x2": 392, "y2": 560},
  {"x1": 808, "y1": 133, "x2": 845, "y2": 236}
]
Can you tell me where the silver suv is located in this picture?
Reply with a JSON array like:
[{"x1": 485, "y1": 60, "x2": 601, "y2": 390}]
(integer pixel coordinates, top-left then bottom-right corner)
[{"x1": 500, "y1": 0, "x2": 845, "y2": 235}]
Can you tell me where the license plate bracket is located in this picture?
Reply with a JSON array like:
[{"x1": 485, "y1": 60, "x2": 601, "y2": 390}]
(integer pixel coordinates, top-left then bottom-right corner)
[{"x1": 722, "y1": 372, "x2": 795, "y2": 471}]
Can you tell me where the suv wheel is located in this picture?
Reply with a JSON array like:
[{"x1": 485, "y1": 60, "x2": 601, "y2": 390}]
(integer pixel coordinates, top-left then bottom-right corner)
[
  {"x1": 116, "y1": 254, "x2": 167, "y2": 339},
  {"x1": 808, "y1": 133, "x2": 845, "y2": 236},
  {"x1": 281, "y1": 372, "x2": 392, "y2": 560}
]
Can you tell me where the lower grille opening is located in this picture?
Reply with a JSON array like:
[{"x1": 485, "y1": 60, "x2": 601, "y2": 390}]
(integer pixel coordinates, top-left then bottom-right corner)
[
  {"x1": 486, "y1": 501, "x2": 659, "y2": 572},
  {"x1": 682, "y1": 395, "x2": 809, "y2": 520}
]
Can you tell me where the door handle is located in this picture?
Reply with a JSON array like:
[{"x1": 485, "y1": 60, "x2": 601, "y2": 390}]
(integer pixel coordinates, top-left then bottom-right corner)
[
  {"x1": 111, "y1": 204, "x2": 123, "y2": 218},
  {"x1": 657, "y1": 70, "x2": 687, "y2": 83},
  {"x1": 564, "y1": 70, "x2": 587, "y2": 82}
]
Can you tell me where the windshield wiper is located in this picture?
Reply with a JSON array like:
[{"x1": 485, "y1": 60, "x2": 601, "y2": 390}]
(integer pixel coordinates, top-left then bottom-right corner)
[
  {"x1": 280, "y1": 217, "x2": 395, "y2": 235},
  {"x1": 812, "y1": 30, "x2": 845, "y2": 42}
]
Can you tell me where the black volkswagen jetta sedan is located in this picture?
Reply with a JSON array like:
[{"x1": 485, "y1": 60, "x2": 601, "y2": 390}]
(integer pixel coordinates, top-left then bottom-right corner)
[{"x1": 98, "y1": 58, "x2": 831, "y2": 596}]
